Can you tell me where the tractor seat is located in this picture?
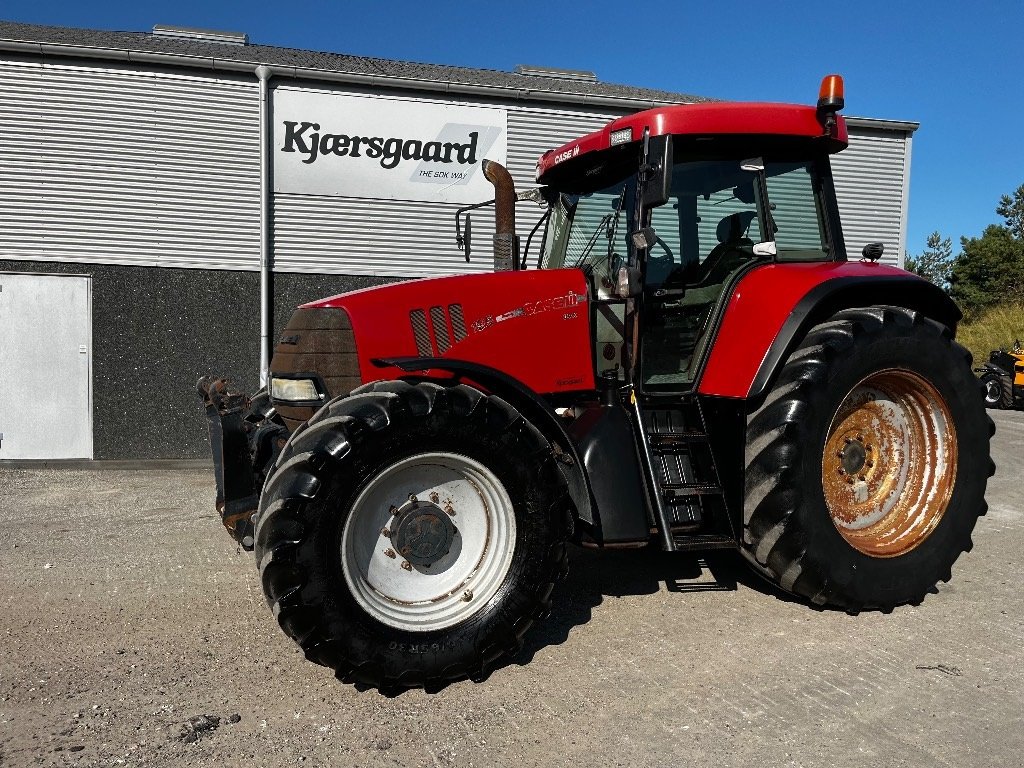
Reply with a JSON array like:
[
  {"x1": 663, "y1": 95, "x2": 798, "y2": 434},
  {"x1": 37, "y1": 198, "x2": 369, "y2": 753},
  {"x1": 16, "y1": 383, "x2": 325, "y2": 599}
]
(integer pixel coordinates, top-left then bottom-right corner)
[{"x1": 692, "y1": 211, "x2": 756, "y2": 286}]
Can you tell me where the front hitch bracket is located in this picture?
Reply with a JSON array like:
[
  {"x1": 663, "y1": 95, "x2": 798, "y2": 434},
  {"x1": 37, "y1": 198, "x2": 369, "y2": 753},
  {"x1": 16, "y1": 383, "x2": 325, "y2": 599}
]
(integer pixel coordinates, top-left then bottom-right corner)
[{"x1": 197, "y1": 376, "x2": 262, "y2": 549}]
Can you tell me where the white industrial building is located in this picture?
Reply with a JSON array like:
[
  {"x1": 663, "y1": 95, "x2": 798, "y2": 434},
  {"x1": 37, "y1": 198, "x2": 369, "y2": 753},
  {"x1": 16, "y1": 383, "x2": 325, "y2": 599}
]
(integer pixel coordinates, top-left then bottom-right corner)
[{"x1": 0, "y1": 21, "x2": 918, "y2": 460}]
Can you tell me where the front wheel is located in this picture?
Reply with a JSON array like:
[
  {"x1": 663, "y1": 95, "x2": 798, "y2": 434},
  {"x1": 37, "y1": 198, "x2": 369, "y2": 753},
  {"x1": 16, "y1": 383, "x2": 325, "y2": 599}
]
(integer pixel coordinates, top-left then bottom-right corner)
[
  {"x1": 254, "y1": 380, "x2": 571, "y2": 691},
  {"x1": 742, "y1": 306, "x2": 994, "y2": 611}
]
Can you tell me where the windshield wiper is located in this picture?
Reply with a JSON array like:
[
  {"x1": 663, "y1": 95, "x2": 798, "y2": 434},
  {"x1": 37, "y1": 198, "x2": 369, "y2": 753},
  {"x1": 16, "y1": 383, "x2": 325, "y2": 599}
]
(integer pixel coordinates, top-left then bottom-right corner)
[
  {"x1": 568, "y1": 213, "x2": 613, "y2": 268},
  {"x1": 568, "y1": 186, "x2": 628, "y2": 270}
]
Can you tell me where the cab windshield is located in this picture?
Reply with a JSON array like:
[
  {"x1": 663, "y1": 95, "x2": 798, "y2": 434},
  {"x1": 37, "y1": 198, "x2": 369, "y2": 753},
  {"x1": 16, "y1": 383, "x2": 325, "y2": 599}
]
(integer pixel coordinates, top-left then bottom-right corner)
[{"x1": 539, "y1": 173, "x2": 637, "y2": 296}]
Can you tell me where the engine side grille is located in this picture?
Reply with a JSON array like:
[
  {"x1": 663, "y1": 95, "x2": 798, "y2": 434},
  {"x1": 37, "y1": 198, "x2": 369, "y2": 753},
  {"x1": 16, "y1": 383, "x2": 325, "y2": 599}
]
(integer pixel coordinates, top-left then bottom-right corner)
[
  {"x1": 409, "y1": 303, "x2": 465, "y2": 357},
  {"x1": 430, "y1": 306, "x2": 451, "y2": 354},
  {"x1": 270, "y1": 306, "x2": 360, "y2": 430},
  {"x1": 410, "y1": 308, "x2": 433, "y2": 357},
  {"x1": 449, "y1": 303, "x2": 467, "y2": 342}
]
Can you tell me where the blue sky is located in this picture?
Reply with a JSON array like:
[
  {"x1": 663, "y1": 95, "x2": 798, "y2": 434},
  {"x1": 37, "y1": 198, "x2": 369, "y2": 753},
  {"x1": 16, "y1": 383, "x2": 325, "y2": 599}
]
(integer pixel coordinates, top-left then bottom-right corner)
[{"x1": 4, "y1": 0, "x2": 1022, "y2": 257}]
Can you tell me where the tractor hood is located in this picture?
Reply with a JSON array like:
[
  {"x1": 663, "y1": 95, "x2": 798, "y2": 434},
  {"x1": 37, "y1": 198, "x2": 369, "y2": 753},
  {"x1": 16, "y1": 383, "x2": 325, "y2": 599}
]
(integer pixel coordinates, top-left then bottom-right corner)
[{"x1": 269, "y1": 269, "x2": 596, "y2": 425}]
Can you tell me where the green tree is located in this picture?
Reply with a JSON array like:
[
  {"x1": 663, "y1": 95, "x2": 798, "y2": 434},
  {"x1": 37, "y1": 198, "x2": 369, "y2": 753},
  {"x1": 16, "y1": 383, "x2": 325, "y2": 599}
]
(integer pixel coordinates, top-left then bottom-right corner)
[
  {"x1": 996, "y1": 183, "x2": 1024, "y2": 239},
  {"x1": 947, "y1": 182, "x2": 1024, "y2": 315},
  {"x1": 950, "y1": 224, "x2": 1024, "y2": 315},
  {"x1": 905, "y1": 231, "x2": 953, "y2": 290}
]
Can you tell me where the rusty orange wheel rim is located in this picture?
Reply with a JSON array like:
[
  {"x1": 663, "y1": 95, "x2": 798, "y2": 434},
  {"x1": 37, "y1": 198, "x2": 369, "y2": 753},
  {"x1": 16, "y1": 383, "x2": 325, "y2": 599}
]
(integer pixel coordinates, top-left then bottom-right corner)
[{"x1": 821, "y1": 369, "x2": 957, "y2": 558}]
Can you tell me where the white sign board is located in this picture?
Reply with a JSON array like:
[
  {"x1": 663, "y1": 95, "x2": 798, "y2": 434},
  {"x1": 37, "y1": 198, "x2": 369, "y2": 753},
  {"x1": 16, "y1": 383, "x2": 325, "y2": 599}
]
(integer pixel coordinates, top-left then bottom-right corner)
[{"x1": 273, "y1": 89, "x2": 507, "y2": 205}]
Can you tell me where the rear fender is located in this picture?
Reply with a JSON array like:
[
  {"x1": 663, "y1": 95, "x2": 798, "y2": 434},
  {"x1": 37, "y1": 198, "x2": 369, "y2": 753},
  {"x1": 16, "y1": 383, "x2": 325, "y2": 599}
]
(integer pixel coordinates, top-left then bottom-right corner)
[
  {"x1": 698, "y1": 264, "x2": 961, "y2": 401},
  {"x1": 375, "y1": 357, "x2": 595, "y2": 529}
]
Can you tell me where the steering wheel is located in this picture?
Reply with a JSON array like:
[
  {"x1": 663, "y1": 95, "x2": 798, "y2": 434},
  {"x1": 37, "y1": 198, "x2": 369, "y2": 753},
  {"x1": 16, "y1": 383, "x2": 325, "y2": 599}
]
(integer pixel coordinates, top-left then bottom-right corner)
[
  {"x1": 646, "y1": 237, "x2": 678, "y2": 287},
  {"x1": 653, "y1": 236, "x2": 674, "y2": 260}
]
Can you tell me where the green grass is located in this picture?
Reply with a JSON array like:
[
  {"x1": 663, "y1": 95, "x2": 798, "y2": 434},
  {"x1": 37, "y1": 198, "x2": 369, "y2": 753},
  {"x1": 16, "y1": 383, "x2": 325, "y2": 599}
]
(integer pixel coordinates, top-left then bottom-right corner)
[{"x1": 956, "y1": 302, "x2": 1024, "y2": 366}]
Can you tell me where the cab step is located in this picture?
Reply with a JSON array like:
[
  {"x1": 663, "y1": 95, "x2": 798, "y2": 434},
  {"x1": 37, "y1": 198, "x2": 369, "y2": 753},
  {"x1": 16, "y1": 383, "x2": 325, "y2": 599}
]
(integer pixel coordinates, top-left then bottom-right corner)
[
  {"x1": 671, "y1": 533, "x2": 739, "y2": 552},
  {"x1": 637, "y1": 398, "x2": 732, "y2": 550}
]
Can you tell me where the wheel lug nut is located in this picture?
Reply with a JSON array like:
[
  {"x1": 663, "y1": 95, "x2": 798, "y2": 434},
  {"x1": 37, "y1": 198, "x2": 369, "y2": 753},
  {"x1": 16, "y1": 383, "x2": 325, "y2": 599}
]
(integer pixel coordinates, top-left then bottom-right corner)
[
  {"x1": 389, "y1": 505, "x2": 399, "y2": 516},
  {"x1": 408, "y1": 494, "x2": 417, "y2": 503},
  {"x1": 844, "y1": 437, "x2": 853, "y2": 445},
  {"x1": 445, "y1": 504, "x2": 455, "y2": 517},
  {"x1": 384, "y1": 548, "x2": 396, "y2": 559},
  {"x1": 866, "y1": 460, "x2": 874, "y2": 468},
  {"x1": 462, "y1": 590, "x2": 473, "y2": 602},
  {"x1": 857, "y1": 435, "x2": 865, "y2": 442},
  {"x1": 858, "y1": 475, "x2": 866, "y2": 481},
  {"x1": 401, "y1": 561, "x2": 413, "y2": 571},
  {"x1": 430, "y1": 491, "x2": 440, "y2": 504},
  {"x1": 381, "y1": 528, "x2": 391, "y2": 538},
  {"x1": 838, "y1": 468, "x2": 846, "y2": 475},
  {"x1": 847, "y1": 478, "x2": 855, "y2": 485}
]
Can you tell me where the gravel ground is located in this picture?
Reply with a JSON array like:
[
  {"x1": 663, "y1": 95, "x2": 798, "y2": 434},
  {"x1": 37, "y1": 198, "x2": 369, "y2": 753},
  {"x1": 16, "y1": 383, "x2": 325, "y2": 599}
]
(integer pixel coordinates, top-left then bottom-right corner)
[{"x1": 1, "y1": 409, "x2": 1021, "y2": 768}]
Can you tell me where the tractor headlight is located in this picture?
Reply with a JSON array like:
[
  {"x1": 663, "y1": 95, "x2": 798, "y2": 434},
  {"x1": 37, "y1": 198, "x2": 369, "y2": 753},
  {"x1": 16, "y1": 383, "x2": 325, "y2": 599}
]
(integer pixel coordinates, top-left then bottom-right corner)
[{"x1": 270, "y1": 376, "x2": 324, "y2": 403}]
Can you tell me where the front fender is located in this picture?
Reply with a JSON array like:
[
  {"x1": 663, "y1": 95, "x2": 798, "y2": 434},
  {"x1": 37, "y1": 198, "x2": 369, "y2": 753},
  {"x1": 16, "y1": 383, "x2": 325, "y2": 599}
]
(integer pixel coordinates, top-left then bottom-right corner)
[{"x1": 375, "y1": 356, "x2": 595, "y2": 529}]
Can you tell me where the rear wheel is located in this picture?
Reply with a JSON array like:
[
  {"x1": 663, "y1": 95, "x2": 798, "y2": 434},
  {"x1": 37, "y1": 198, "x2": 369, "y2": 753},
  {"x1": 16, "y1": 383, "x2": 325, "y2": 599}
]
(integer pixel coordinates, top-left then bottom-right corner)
[
  {"x1": 742, "y1": 306, "x2": 993, "y2": 610},
  {"x1": 980, "y1": 371, "x2": 1013, "y2": 409},
  {"x1": 254, "y1": 380, "x2": 571, "y2": 691}
]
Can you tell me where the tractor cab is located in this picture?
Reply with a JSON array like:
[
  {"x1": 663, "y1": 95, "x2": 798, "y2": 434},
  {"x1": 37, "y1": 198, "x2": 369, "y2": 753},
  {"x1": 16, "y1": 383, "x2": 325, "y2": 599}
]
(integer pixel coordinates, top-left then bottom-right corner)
[{"x1": 535, "y1": 77, "x2": 848, "y2": 392}]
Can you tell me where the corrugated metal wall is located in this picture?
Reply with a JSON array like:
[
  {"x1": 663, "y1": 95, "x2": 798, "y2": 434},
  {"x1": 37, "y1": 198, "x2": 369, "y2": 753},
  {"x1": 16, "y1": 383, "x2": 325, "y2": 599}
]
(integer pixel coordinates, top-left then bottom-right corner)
[
  {"x1": 0, "y1": 56, "x2": 911, "y2": 275},
  {"x1": 832, "y1": 125, "x2": 911, "y2": 267},
  {"x1": 0, "y1": 59, "x2": 259, "y2": 271},
  {"x1": 505, "y1": 106, "x2": 616, "y2": 188},
  {"x1": 273, "y1": 101, "x2": 614, "y2": 276}
]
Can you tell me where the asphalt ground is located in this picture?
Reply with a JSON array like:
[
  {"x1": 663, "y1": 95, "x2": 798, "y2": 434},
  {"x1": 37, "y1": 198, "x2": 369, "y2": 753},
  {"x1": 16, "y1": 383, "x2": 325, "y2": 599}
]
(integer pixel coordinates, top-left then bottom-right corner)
[{"x1": 0, "y1": 408, "x2": 1022, "y2": 768}]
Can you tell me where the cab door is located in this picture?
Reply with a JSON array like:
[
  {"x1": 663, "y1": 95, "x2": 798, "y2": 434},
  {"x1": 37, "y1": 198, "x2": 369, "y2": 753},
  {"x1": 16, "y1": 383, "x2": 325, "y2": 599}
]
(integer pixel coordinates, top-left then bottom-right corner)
[
  {"x1": 639, "y1": 157, "x2": 836, "y2": 391},
  {"x1": 640, "y1": 159, "x2": 765, "y2": 390}
]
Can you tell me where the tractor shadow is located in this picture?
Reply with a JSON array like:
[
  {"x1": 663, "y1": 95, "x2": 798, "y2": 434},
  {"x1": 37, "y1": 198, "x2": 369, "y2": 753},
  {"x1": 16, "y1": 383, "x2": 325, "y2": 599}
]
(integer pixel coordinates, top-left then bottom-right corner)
[{"x1": 506, "y1": 545, "x2": 805, "y2": 671}]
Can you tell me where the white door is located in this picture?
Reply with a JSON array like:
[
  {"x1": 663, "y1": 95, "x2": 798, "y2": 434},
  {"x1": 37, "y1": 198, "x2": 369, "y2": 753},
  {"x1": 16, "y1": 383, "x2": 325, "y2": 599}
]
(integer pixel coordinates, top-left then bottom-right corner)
[{"x1": 0, "y1": 273, "x2": 92, "y2": 459}]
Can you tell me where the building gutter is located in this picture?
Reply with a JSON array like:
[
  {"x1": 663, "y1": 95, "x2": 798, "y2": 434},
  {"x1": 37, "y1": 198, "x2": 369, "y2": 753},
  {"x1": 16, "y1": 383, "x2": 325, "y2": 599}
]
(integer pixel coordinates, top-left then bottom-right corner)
[
  {"x1": 844, "y1": 116, "x2": 920, "y2": 133},
  {"x1": 0, "y1": 37, "x2": 931, "y2": 132},
  {"x1": 1, "y1": 38, "x2": 925, "y2": 130},
  {"x1": 0, "y1": 38, "x2": 686, "y2": 111},
  {"x1": 255, "y1": 64, "x2": 272, "y2": 387}
]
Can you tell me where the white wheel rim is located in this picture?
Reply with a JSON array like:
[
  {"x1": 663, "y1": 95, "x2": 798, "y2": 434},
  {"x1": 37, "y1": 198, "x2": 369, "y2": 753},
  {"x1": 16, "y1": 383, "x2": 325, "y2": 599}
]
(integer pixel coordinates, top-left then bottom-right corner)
[
  {"x1": 340, "y1": 452, "x2": 517, "y2": 632},
  {"x1": 984, "y1": 378, "x2": 1001, "y2": 404}
]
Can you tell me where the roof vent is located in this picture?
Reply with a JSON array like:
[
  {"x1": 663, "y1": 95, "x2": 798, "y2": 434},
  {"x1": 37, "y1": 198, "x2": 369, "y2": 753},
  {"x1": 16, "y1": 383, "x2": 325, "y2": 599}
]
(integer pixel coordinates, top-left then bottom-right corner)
[
  {"x1": 152, "y1": 24, "x2": 248, "y2": 46},
  {"x1": 514, "y1": 64, "x2": 597, "y2": 82}
]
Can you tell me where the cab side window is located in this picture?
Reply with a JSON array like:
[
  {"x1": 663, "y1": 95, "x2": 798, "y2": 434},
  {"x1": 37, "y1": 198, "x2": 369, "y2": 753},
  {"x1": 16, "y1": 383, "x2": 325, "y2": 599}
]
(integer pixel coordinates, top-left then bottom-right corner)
[{"x1": 765, "y1": 162, "x2": 829, "y2": 261}]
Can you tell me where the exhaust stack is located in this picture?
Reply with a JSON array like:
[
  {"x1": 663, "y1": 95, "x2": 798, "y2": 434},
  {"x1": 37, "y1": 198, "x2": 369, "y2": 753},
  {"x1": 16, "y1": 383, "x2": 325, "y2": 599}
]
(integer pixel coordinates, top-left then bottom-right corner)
[{"x1": 482, "y1": 159, "x2": 519, "y2": 271}]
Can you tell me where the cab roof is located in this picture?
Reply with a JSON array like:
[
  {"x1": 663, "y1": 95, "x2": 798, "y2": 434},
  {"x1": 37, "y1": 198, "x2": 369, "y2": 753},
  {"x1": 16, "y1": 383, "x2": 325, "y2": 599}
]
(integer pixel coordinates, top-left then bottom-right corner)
[{"x1": 535, "y1": 102, "x2": 848, "y2": 186}]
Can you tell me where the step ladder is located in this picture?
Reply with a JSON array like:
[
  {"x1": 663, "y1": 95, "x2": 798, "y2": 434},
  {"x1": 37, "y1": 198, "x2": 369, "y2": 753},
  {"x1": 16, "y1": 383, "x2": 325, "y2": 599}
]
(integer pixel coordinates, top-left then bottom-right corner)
[{"x1": 634, "y1": 397, "x2": 737, "y2": 552}]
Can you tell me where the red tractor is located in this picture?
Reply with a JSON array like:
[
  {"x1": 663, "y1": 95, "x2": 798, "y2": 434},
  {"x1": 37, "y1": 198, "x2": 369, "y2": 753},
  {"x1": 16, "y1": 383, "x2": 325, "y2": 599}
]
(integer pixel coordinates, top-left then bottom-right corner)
[{"x1": 200, "y1": 76, "x2": 993, "y2": 692}]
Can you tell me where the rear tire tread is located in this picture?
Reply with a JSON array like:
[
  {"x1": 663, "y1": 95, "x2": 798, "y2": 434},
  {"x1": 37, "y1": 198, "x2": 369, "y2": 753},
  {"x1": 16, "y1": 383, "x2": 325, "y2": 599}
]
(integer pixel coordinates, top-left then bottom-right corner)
[{"x1": 742, "y1": 305, "x2": 990, "y2": 612}]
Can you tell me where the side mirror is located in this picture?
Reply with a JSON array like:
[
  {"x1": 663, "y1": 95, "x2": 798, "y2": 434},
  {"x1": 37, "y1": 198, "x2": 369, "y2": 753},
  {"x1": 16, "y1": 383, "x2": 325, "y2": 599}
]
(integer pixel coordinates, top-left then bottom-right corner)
[
  {"x1": 641, "y1": 135, "x2": 673, "y2": 208},
  {"x1": 862, "y1": 242, "x2": 884, "y2": 261},
  {"x1": 458, "y1": 214, "x2": 473, "y2": 262}
]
